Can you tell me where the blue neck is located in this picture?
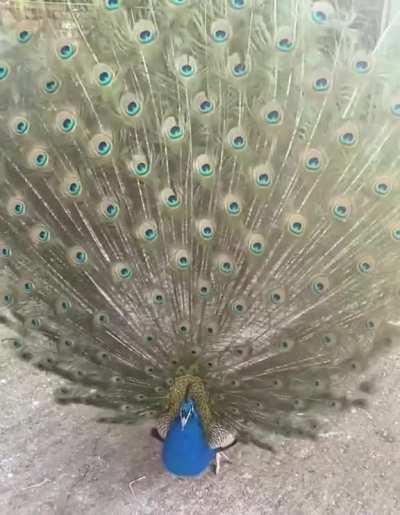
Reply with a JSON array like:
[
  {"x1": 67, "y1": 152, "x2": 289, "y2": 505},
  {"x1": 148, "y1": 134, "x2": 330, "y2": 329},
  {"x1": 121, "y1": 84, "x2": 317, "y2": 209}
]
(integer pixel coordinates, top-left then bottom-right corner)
[{"x1": 161, "y1": 402, "x2": 216, "y2": 477}]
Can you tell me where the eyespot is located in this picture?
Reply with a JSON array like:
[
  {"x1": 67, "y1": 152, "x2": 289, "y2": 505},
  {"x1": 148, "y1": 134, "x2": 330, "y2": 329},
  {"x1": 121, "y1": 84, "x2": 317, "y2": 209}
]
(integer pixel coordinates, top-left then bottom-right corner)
[
  {"x1": 247, "y1": 234, "x2": 266, "y2": 255},
  {"x1": 389, "y1": 223, "x2": 400, "y2": 241},
  {"x1": 62, "y1": 176, "x2": 82, "y2": 198},
  {"x1": 193, "y1": 92, "x2": 215, "y2": 115},
  {"x1": 112, "y1": 262, "x2": 134, "y2": 282},
  {"x1": 0, "y1": 244, "x2": 12, "y2": 258},
  {"x1": 194, "y1": 154, "x2": 215, "y2": 179},
  {"x1": 151, "y1": 289, "x2": 166, "y2": 305},
  {"x1": 160, "y1": 188, "x2": 182, "y2": 210},
  {"x1": 92, "y1": 63, "x2": 115, "y2": 87},
  {"x1": 321, "y1": 332, "x2": 337, "y2": 346},
  {"x1": 311, "y1": 2, "x2": 335, "y2": 24},
  {"x1": 227, "y1": 127, "x2": 247, "y2": 151},
  {"x1": 55, "y1": 296, "x2": 72, "y2": 315},
  {"x1": 0, "y1": 62, "x2": 9, "y2": 81},
  {"x1": 137, "y1": 220, "x2": 158, "y2": 242},
  {"x1": 287, "y1": 214, "x2": 306, "y2": 236},
  {"x1": 128, "y1": 154, "x2": 151, "y2": 178},
  {"x1": 390, "y1": 97, "x2": 400, "y2": 118},
  {"x1": 134, "y1": 20, "x2": 158, "y2": 46},
  {"x1": 162, "y1": 116, "x2": 184, "y2": 142},
  {"x1": 216, "y1": 254, "x2": 236, "y2": 276},
  {"x1": 276, "y1": 28, "x2": 295, "y2": 52},
  {"x1": 228, "y1": 53, "x2": 250, "y2": 80},
  {"x1": 144, "y1": 334, "x2": 155, "y2": 344},
  {"x1": 197, "y1": 219, "x2": 216, "y2": 241},
  {"x1": 252, "y1": 164, "x2": 274, "y2": 189},
  {"x1": 120, "y1": 93, "x2": 142, "y2": 119},
  {"x1": 104, "y1": 0, "x2": 120, "y2": 10},
  {"x1": 337, "y1": 123, "x2": 358, "y2": 147},
  {"x1": 311, "y1": 69, "x2": 331, "y2": 92},
  {"x1": 8, "y1": 197, "x2": 26, "y2": 217},
  {"x1": 310, "y1": 276, "x2": 329, "y2": 295},
  {"x1": 176, "y1": 55, "x2": 197, "y2": 80},
  {"x1": 210, "y1": 19, "x2": 231, "y2": 43},
  {"x1": 331, "y1": 197, "x2": 352, "y2": 221},
  {"x1": 57, "y1": 40, "x2": 78, "y2": 60},
  {"x1": 198, "y1": 279, "x2": 211, "y2": 298},
  {"x1": 224, "y1": 195, "x2": 242, "y2": 216},
  {"x1": 30, "y1": 225, "x2": 52, "y2": 245},
  {"x1": 177, "y1": 321, "x2": 190, "y2": 336},
  {"x1": 168, "y1": 0, "x2": 188, "y2": 5},
  {"x1": 89, "y1": 134, "x2": 113, "y2": 157},
  {"x1": 28, "y1": 148, "x2": 50, "y2": 170},
  {"x1": 55, "y1": 111, "x2": 77, "y2": 134},
  {"x1": 68, "y1": 246, "x2": 88, "y2": 266},
  {"x1": 269, "y1": 287, "x2": 286, "y2": 305},
  {"x1": 173, "y1": 249, "x2": 191, "y2": 271},
  {"x1": 303, "y1": 149, "x2": 323, "y2": 172},
  {"x1": 94, "y1": 311, "x2": 110, "y2": 326},
  {"x1": 10, "y1": 116, "x2": 30, "y2": 136},
  {"x1": 17, "y1": 28, "x2": 32, "y2": 44},
  {"x1": 357, "y1": 255, "x2": 375, "y2": 273},
  {"x1": 352, "y1": 53, "x2": 374, "y2": 75},
  {"x1": 276, "y1": 338, "x2": 295, "y2": 352},
  {"x1": 98, "y1": 197, "x2": 120, "y2": 221},
  {"x1": 1, "y1": 291, "x2": 14, "y2": 307},
  {"x1": 261, "y1": 101, "x2": 284, "y2": 127},
  {"x1": 231, "y1": 299, "x2": 247, "y2": 315},
  {"x1": 229, "y1": 0, "x2": 246, "y2": 9},
  {"x1": 373, "y1": 178, "x2": 392, "y2": 197}
]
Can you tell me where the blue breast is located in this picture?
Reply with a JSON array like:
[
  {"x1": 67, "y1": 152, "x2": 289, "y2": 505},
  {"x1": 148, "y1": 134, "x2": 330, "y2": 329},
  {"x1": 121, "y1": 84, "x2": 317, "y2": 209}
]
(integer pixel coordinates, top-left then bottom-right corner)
[{"x1": 161, "y1": 413, "x2": 216, "y2": 477}]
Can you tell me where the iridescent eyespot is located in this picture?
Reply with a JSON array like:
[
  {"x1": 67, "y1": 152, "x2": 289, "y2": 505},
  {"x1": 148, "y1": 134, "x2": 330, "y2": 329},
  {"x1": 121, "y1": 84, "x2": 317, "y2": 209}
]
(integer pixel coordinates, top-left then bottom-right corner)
[
  {"x1": 2, "y1": 293, "x2": 14, "y2": 306},
  {"x1": 269, "y1": 288, "x2": 285, "y2": 305},
  {"x1": 9, "y1": 199, "x2": 26, "y2": 217},
  {"x1": 306, "y1": 157, "x2": 320, "y2": 171},
  {"x1": 0, "y1": 246, "x2": 12, "y2": 258},
  {"x1": 337, "y1": 124, "x2": 358, "y2": 147},
  {"x1": 198, "y1": 219, "x2": 215, "y2": 241},
  {"x1": 332, "y1": 198, "x2": 351, "y2": 221},
  {"x1": 42, "y1": 77, "x2": 60, "y2": 95},
  {"x1": 58, "y1": 42, "x2": 77, "y2": 60},
  {"x1": 98, "y1": 140, "x2": 111, "y2": 155},
  {"x1": 232, "y1": 300, "x2": 246, "y2": 315},
  {"x1": 161, "y1": 188, "x2": 182, "y2": 210},
  {"x1": 180, "y1": 63, "x2": 195, "y2": 77},
  {"x1": 13, "y1": 118, "x2": 30, "y2": 135},
  {"x1": 18, "y1": 30, "x2": 32, "y2": 43},
  {"x1": 288, "y1": 215, "x2": 306, "y2": 236},
  {"x1": 67, "y1": 246, "x2": 88, "y2": 266},
  {"x1": 265, "y1": 110, "x2": 281, "y2": 124},
  {"x1": 217, "y1": 256, "x2": 235, "y2": 275},
  {"x1": 23, "y1": 281, "x2": 34, "y2": 295},
  {"x1": 112, "y1": 262, "x2": 134, "y2": 281},
  {"x1": 152, "y1": 291, "x2": 165, "y2": 305},
  {"x1": 277, "y1": 37, "x2": 295, "y2": 52},
  {"x1": 224, "y1": 196, "x2": 242, "y2": 216},
  {"x1": 313, "y1": 77, "x2": 329, "y2": 91},
  {"x1": 339, "y1": 132, "x2": 355, "y2": 145},
  {"x1": 311, "y1": 276, "x2": 329, "y2": 296},
  {"x1": 94, "y1": 312, "x2": 110, "y2": 326},
  {"x1": 374, "y1": 181, "x2": 391, "y2": 197},
  {"x1": 391, "y1": 102, "x2": 400, "y2": 118},
  {"x1": 248, "y1": 235, "x2": 265, "y2": 255},
  {"x1": 232, "y1": 63, "x2": 247, "y2": 77},
  {"x1": 175, "y1": 251, "x2": 190, "y2": 270},
  {"x1": 199, "y1": 100, "x2": 214, "y2": 113},
  {"x1": 135, "y1": 161, "x2": 149, "y2": 176},
  {"x1": 98, "y1": 70, "x2": 113, "y2": 86},
  {"x1": 390, "y1": 226, "x2": 400, "y2": 241},
  {"x1": 101, "y1": 200, "x2": 120, "y2": 220},
  {"x1": 232, "y1": 135, "x2": 245, "y2": 150},
  {"x1": 0, "y1": 64, "x2": 9, "y2": 80},
  {"x1": 138, "y1": 30, "x2": 155, "y2": 44},
  {"x1": 230, "y1": 0, "x2": 245, "y2": 9},
  {"x1": 61, "y1": 117, "x2": 76, "y2": 133},
  {"x1": 35, "y1": 151, "x2": 49, "y2": 168},
  {"x1": 198, "y1": 280, "x2": 211, "y2": 298},
  {"x1": 144, "y1": 227, "x2": 157, "y2": 241},
  {"x1": 312, "y1": 10, "x2": 327, "y2": 23},
  {"x1": 213, "y1": 29, "x2": 227, "y2": 42},
  {"x1": 168, "y1": 125, "x2": 183, "y2": 140},
  {"x1": 37, "y1": 228, "x2": 51, "y2": 243},
  {"x1": 104, "y1": 0, "x2": 120, "y2": 10},
  {"x1": 120, "y1": 266, "x2": 132, "y2": 279},
  {"x1": 66, "y1": 179, "x2": 82, "y2": 198},
  {"x1": 200, "y1": 163, "x2": 213, "y2": 176}
]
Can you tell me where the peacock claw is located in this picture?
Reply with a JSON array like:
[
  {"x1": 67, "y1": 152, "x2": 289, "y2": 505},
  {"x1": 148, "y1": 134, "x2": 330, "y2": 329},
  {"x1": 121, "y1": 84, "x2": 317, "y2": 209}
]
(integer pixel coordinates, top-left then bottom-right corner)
[{"x1": 214, "y1": 451, "x2": 232, "y2": 475}]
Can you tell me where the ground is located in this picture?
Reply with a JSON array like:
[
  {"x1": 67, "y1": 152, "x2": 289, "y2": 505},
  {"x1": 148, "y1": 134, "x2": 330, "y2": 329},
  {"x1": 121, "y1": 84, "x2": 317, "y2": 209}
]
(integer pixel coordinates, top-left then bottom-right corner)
[{"x1": 1, "y1": 336, "x2": 400, "y2": 515}]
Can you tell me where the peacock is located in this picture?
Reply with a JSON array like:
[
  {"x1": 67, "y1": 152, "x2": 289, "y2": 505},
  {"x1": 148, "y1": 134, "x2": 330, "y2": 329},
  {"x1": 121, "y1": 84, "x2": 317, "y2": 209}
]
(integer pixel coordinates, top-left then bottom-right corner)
[{"x1": 1, "y1": 0, "x2": 400, "y2": 478}]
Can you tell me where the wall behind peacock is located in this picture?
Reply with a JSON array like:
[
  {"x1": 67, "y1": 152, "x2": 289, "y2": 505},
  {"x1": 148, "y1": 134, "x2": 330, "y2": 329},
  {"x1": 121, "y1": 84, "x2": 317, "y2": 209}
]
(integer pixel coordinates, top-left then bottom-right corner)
[{"x1": 1, "y1": 329, "x2": 399, "y2": 515}]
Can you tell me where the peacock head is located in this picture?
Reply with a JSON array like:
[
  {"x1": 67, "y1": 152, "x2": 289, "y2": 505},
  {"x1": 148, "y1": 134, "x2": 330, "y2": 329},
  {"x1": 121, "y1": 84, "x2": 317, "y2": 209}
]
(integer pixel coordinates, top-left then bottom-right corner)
[{"x1": 179, "y1": 397, "x2": 195, "y2": 429}]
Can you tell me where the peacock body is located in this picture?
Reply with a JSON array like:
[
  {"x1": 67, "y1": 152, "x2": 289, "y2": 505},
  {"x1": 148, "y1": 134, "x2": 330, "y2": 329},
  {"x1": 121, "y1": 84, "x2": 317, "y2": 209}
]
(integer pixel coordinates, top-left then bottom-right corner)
[{"x1": 1, "y1": 0, "x2": 400, "y2": 477}]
